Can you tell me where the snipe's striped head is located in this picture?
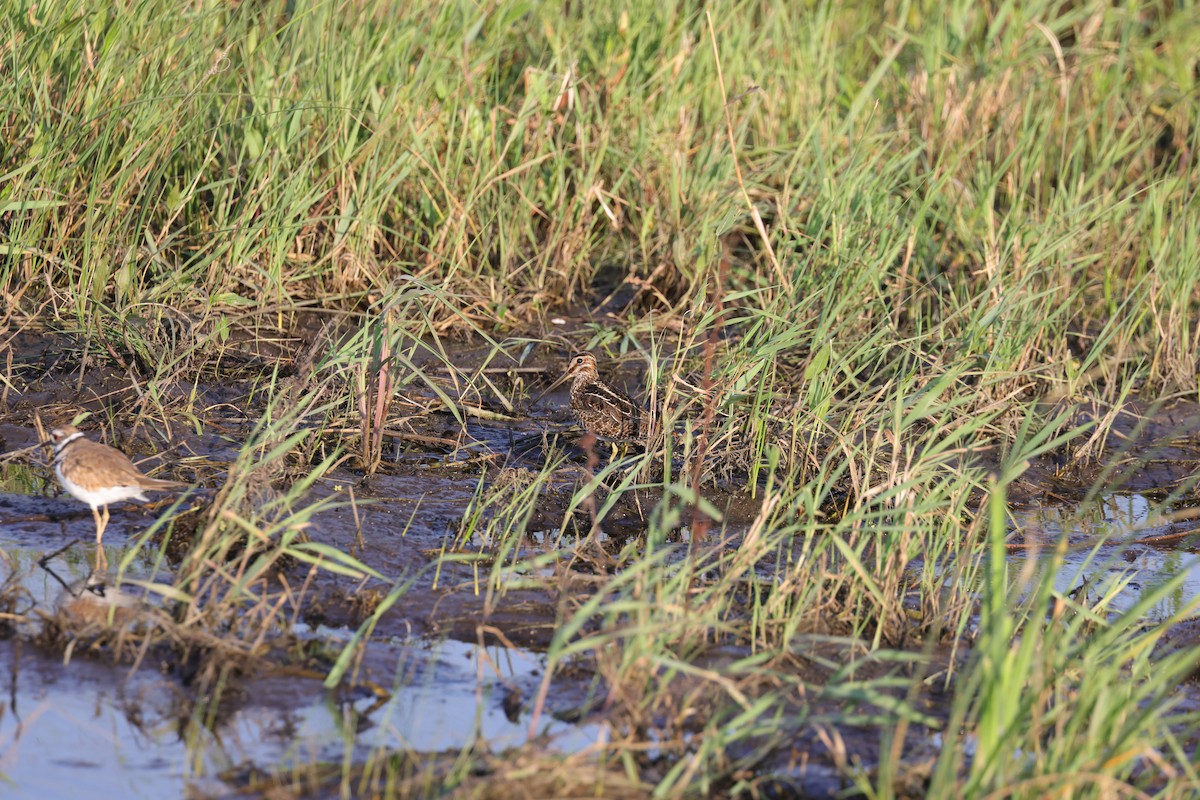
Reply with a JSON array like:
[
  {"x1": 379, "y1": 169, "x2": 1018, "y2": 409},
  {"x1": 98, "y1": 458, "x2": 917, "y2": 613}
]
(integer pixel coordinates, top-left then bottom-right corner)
[{"x1": 566, "y1": 353, "x2": 600, "y2": 381}]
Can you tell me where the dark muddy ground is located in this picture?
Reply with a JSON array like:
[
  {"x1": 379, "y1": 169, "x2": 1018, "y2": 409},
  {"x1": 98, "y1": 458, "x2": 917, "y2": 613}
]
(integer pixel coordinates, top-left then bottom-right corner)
[{"x1": 4, "y1": 328, "x2": 1200, "y2": 797}]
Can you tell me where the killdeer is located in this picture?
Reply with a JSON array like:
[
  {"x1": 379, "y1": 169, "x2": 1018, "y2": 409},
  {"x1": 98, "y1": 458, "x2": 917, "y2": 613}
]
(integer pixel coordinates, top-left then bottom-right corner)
[
  {"x1": 564, "y1": 353, "x2": 644, "y2": 441},
  {"x1": 47, "y1": 424, "x2": 185, "y2": 544}
]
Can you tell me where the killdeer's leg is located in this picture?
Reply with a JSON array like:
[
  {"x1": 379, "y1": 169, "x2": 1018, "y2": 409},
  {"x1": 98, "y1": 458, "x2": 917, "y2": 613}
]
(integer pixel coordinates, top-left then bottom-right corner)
[{"x1": 95, "y1": 505, "x2": 110, "y2": 544}]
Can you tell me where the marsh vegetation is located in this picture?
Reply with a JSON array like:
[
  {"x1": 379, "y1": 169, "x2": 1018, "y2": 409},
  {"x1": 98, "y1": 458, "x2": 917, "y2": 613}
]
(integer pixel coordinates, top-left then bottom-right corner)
[{"x1": 3, "y1": 0, "x2": 1200, "y2": 797}]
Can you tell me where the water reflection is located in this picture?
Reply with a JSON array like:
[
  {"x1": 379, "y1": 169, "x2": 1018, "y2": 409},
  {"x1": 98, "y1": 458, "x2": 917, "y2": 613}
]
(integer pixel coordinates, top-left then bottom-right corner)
[
  {"x1": 1009, "y1": 493, "x2": 1200, "y2": 619},
  {"x1": 0, "y1": 633, "x2": 603, "y2": 799},
  {"x1": 0, "y1": 538, "x2": 604, "y2": 798}
]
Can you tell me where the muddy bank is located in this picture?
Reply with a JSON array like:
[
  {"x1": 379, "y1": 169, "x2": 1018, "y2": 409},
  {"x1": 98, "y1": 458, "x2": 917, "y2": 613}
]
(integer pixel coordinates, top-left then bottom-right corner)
[{"x1": 4, "y1": 327, "x2": 1200, "y2": 797}]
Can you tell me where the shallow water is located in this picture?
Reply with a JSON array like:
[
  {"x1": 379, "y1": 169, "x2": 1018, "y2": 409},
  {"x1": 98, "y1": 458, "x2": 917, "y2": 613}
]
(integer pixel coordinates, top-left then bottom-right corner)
[
  {"x1": 1008, "y1": 493, "x2": 1200, "y2": 619},
  {"x1": 0, "y1": 539, "x2": 605, "y2": 799},
  {"x1": 0, "y1": 644, "x2": 198, "y2": 799},
  {"x1": 0, "y1": 637, "x2": 602, "y2": 799}
]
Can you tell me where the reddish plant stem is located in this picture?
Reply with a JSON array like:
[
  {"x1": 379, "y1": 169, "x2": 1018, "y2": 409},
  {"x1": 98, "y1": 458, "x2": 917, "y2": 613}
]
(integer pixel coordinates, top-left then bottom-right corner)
[{"x1": 690, "y1": 253, "x2": 730, "y2": 541}]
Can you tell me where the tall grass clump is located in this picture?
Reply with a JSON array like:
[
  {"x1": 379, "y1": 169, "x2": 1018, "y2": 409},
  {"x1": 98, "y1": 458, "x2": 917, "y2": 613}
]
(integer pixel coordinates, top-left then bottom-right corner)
[
  {"x1": 920, "y1": 483, "x2": 1200, "y2": 798},
  {"x1": 1, "y1": 0, "x2": 1192, "y2": 406}
]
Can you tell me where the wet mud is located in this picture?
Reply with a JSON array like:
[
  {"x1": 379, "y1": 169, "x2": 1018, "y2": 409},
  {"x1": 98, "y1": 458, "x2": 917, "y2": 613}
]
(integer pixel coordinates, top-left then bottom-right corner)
[{"x1": 4, "y1": 330, "x2": 1200, "y2": 797}]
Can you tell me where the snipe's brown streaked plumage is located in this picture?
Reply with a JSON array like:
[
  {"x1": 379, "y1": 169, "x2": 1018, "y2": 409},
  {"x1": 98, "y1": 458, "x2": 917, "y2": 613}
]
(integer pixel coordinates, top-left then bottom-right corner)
[{"x1": 565, "y1": 353, "x2": 643, "y2": 440}]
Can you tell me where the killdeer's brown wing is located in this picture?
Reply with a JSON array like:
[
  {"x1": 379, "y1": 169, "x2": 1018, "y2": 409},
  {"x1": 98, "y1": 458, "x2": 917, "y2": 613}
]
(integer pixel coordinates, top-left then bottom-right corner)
[{"x1": 63, "y1": 437, "x2": 183, "y2": 491}]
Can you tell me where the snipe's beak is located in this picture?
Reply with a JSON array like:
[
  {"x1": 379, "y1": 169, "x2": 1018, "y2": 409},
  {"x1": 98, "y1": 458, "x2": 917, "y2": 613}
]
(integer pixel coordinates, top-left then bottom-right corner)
[{"x1": 531, "y1": 367, "x2": 574, "y2": 407}]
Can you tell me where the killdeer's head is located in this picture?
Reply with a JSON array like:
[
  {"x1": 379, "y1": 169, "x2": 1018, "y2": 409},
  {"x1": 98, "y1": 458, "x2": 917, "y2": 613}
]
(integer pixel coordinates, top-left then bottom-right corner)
[
  {"x1": 565, "y1": 353, "x2": 599, "y2": 381},
  {"x1": 47, "y1": 424, "x2": 84, "y2": 450}
]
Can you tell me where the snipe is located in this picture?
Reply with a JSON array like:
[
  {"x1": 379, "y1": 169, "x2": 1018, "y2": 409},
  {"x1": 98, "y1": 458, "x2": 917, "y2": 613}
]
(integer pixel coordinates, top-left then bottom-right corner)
[{"x1": 564, "y1": 353, "x2": 643, "y2": 440}]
